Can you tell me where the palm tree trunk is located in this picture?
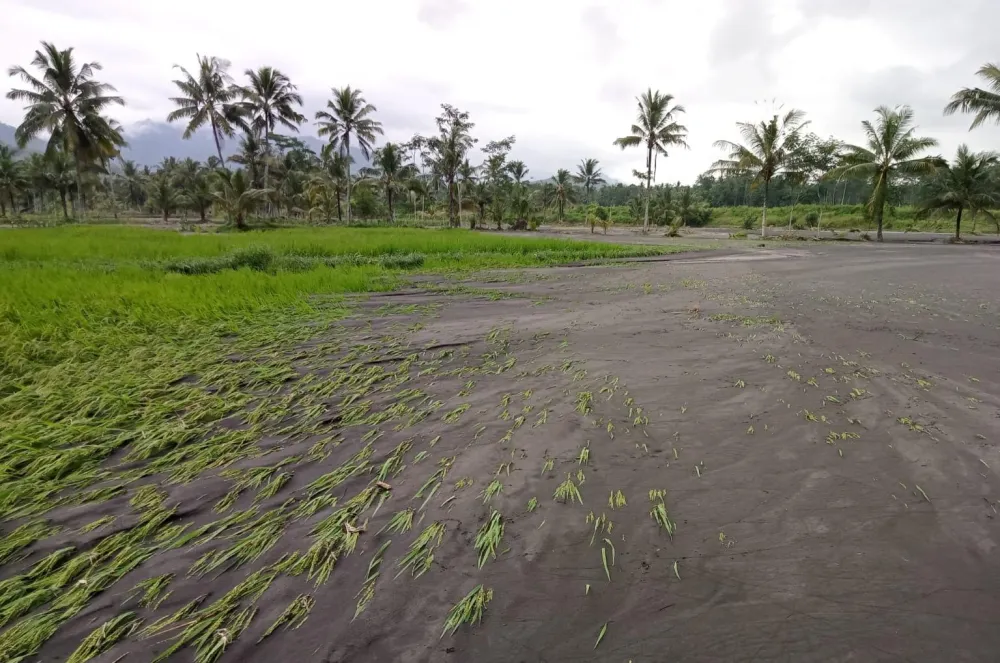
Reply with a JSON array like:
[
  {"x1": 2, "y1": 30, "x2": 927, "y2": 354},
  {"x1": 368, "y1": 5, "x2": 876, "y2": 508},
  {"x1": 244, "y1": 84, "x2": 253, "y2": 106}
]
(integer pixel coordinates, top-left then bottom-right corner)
[
  {"x1": 344, "y1": 135, "x2": 353, "y2": 225},
  {"x1": 644, "y1": 146, "x2": 652, "y2": 234},
  {"x1": 74, "y1": 155, "x2": 85, "y2": 216},
  {"x1": 458, "y1": 182, "x2": 463, "y2": 228},
  {"x1": 761, "y1": 179, "x2": 769, "y2": 239},
  {"x1": 263, "y1": 133, "x2": 273, "y2": 218},
  {"x1": 387, "y1": 184, "x2": 394, "y2": 223},
  {"x1": 59, "y1": 189, "x2": 69, "y2": 220},
  {"x1": 587, "y1": 187, "x2": 593, "y2": 233},
  {"x1": 448, "y1": 177, "x2": 457, "y2": 227},
  {"x1": 955, "y1": 205, "x2": 963, "y2": 240},
  {"x1": 211, "y1": 117, "x2": 225, "y2": 166}
]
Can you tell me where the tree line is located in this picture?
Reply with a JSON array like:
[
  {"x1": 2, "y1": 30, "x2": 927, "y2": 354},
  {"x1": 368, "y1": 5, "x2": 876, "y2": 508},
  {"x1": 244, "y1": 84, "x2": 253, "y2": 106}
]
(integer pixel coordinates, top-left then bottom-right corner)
[{"x1": 3, "y1": 42, "x2": 1000, "y2": 239}]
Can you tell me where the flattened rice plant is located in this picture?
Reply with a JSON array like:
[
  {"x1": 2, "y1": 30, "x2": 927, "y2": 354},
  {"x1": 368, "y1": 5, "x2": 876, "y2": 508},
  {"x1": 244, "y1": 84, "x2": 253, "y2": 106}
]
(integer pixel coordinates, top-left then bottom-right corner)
[
  {"x1": 649, "y1": 490, "x2": 676, "y2": 538},
  {"x1": 259, "y1": 595, "x2": 314, "y2": 641},
  {"x1": 554, "y1": 475, "x2": 583, "y2": 504},
  {"x1": 442, "y1": 585, "x2": 493, "y2": 637},
  {"x1": 396, "y1": 522, "x2": 445, "y2": 578},
  {"x1": 475, "y1": 511, "x2": 504, "y2": 567}
]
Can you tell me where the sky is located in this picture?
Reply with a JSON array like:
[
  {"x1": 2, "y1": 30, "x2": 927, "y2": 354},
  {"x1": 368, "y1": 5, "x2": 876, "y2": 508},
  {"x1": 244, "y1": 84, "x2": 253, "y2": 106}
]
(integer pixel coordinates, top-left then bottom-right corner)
[{"x1": 2, "y1": 0, "x2": 999, "y2": 183}]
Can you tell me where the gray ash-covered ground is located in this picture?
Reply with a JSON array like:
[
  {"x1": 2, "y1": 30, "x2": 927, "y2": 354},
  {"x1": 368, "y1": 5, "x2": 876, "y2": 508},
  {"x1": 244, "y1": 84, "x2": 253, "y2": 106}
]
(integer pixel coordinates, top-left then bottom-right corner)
[{"x1": 19, "y1": 243, "x2": 1000, "y2": 662}]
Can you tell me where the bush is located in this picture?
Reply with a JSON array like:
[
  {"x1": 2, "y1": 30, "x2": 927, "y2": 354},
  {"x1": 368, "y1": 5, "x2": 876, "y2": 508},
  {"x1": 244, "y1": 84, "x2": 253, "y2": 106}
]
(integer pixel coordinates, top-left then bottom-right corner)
[
  {"x1": 528, "y1": 218, "x2": 540, "y2": 231},
  {"x1": 378, "y1": 253, "x2": 425, "y2": 269},
  {"x1": 805, "y1": 211, "x2": 819, "y2": 228},
  {"x1": 742, "y1": 213, "x2": 757, "y2": 230},
  {"x1": 229, "y1": 246, "x2": 276, "y2": 271}
]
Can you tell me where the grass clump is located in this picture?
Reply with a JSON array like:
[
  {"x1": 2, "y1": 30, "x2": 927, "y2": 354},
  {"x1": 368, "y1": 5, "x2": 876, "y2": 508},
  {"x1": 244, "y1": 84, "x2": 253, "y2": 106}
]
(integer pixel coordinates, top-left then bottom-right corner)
[
  {"x1": 554, "y1": 474, "x2": 583, "y2": 504},
  {"x1": 442, "y1": 585, "x2": 493, "y2": 637},
  {"x1": 649, "y1": 490, "x2": 676, "y2": 537},
  {"x1": 396, "y1": 522, "x2": 445, "y2": 579},
  {"x1": 475, "y1": 510, "x2": 504, "y2": 568},
  {"x1": 66, "y1": 612, "x2": 141, "y2": 663},
  {"x1": 259, "y1": 595, "x2": 314, "y2": 641}
]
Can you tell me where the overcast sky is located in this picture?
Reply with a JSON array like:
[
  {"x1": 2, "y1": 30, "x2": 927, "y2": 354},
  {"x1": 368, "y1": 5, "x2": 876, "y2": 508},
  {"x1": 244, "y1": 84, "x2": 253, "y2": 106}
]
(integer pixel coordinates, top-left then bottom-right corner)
[{"x1": 2, "y1": 0, "x2": 999, "y2": 182}]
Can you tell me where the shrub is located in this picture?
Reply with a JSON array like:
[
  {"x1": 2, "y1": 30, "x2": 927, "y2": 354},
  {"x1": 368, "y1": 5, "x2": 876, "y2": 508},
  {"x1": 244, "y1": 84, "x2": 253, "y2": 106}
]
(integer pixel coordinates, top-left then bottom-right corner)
[
  {"x1": 805, "y1": 211, "x2": 819, "y2": 228},
  {"x1": 378, "y1": 253, "x2": 425, "y2": 269},
  {"x1": 742, "y1": 213, "x2": 757, "y2": 230},
  {"x1": 229, "y1": 246, "x2": 275, "y2": 271},
  {"x1": 528, "y1": 218, "x2": 540, "y2": 231}
]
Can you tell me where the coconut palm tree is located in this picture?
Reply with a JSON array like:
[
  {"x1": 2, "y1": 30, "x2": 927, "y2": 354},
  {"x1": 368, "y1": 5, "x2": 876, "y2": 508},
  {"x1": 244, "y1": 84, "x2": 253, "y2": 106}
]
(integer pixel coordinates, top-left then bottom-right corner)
[
  {"x1": 146, "y1": 173, "x2": 181, "y2": 223},
  {"x1": 315, "y1": 86, "x2": 384, "y2": 224},
  {"x1": 316, "y1": 144, "x2": 350, "y2": 223},
  {"x1": 457, "y1": 159, "x2": 478, "y2": 227},
  {"x1": 406, "y1": 134, "x2": 427, "y2": 175},
  {"x1": 573, "y1": 158, "x2": 606, "y2": 232},
  {"x1": 23, "y1": 153, "x2": 50, "y2": 214},
  {"x1": 711, "y1": 108, "x2": 809, "y2": 238},
  {"x1": 408, "y1": 177, "x2": 431, "y2": 219},
  {"x1": 228, "y1": 134, "x2": 265, "y2": 187},
  {"x1": 470, "y1": 181, "x2": 491, "y2": 225},
  {"x1": 241, "y1": 66, "x2": 304, "y2": 194},
  {"x1": 551, "y1": 169, "x2": 576, "y2": 221},
  {"x1": 426, "y1": 105, "x2": 477, "y2": 227},
  {"x1": 214, "y1": 168, "x2": 268, "y2": 230},
  {"x1": 46, "y1": 152, "x2": 76, "y2": 219},
  {"x1": 361, "y1": 142, "x2": 414, "y2": 223},
  {"x1": 508, "y1": 160, "x2": 529, "y2": 186},
  {"x1": 0, "y1": 145, "x2": 23, "y2": 216},
  {"x1": 118, "y1": 159, "x2": 145, "y2": 210},
  {"x1": 6, "y1": 41, "x2": 126, "y2": 213},
  {"x1": 916, "y1": 145, "x2": 998, "y2": 239},
  {"x1": 945, "y1": 63, "x2": 1000, "y2": 130},
  {"x1": 613, "y1": 89, "x2": 688, "y2": 233},
  {"x1": 167, "y1": 55, "x2": 247, "y2": 165},
  {"x1": 829, "y1": 106, "x2": 942, "y2": 242},
  {"x1": 186, "y1": 169, "x2": 216, "y2": 222}
]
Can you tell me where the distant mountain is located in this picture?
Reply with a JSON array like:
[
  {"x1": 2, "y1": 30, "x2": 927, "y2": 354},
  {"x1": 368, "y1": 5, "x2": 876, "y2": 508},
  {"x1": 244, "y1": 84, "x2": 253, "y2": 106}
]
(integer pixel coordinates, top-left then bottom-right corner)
[
  {"x1": 1, "y1": 119, "x2": 368, "y2": 168},
  {"x1": 0, "y1": 122, "x2": 46, "y2": 153},
  {"x1": 119, "y1": 120, "x2": 335, "y2": 165}
]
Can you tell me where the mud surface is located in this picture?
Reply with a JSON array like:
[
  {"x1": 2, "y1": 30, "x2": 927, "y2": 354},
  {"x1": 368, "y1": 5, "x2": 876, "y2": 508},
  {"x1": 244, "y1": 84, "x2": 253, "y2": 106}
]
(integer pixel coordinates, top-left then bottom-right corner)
[{"x1": 30, "y1": 243, "x2": 1000, "y2": 662}]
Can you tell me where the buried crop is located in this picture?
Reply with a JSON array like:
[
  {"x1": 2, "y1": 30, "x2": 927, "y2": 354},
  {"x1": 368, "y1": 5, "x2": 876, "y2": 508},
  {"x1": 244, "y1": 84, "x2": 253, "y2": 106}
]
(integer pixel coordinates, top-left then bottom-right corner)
[
  {"x1": 0, "y1": 225, "x2": 691, "y2": 656},
  {"x1": 442, "y1": 585, "x2": 493, "y2": 637},
  {"x1": 475, "y1": 510, "x2": 505, "y2": 567}
]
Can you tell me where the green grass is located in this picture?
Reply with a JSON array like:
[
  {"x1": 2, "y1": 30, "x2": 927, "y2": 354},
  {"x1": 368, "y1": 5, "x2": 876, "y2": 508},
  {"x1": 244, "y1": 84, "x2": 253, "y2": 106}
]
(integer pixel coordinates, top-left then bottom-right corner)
[{"x1": 0, "y1": 225, "x2": 685, "y2": 263}]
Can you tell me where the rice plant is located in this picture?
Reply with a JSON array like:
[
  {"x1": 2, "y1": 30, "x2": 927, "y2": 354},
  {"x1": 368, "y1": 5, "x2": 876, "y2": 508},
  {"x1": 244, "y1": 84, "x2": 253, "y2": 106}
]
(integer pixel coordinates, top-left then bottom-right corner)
[
  {"x1": 396, "y1": 522, "x2": 445, "y2": 578},
  {"x1": 541, "y1": 457, "x2": 554, "y2": 475},
  {"x1": 649, "y1": 490, "x2": 676, "y2": 537},
  {"x1": 355, "y1": 540, "x2": 391, "y2": 618},
  {"x1": 608, "y1": 490, "x2": 627, "y2": 510},
  {"x1": 259, "y1": 595, "x2": 314, "y2": 641},
  {"x1": 480, "y1": 480, "x2": 503, "y2": 504},
  {"x1": 595, "y1": 622, "x2": 608, "y2": 649},
  {"x1": 127, "y1": 574, "x2": 173, "y2": 610},
  {"x1": 442, "y1": 585, "x2": 493, "y2": 637},
  {"x1": 578, "y1": 445, "x2": 591, "y2": 465},
  {"x1": 475, "y1": 511, "x2": 504, "y2": 567},
  {"x1": 526, "y1": 497, "x2": 539, "y2": 512},
  {"x1": 67, "y1": 612, "x2": 141, "y2": 663},
  {"x1": 554, "y1": 475, "x2": 583, "y2": 504},
  {"x1": 443, "y1": 404, "x2": 470, "y2": 423}
]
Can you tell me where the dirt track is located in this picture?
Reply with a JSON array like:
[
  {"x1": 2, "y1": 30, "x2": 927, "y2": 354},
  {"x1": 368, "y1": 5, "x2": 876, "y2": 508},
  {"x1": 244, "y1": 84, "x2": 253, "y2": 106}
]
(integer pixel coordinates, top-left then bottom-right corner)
[{"x1": 32, "y1": 243, "x2": 1000, "y2": 662}]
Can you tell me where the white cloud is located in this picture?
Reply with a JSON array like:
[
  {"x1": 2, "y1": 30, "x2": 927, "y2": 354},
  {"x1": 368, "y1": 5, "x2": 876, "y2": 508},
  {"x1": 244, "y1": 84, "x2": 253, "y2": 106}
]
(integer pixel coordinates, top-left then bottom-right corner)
[{"x1": 1, "y1": 0, "x2": 997, "y2": 180}]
